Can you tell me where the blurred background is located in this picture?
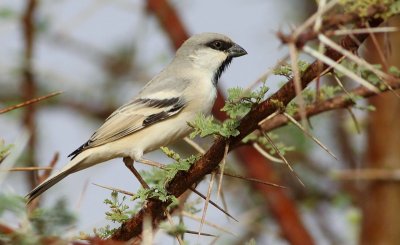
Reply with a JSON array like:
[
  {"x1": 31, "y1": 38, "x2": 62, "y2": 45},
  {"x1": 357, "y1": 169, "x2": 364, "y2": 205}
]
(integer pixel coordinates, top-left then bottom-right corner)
[{"x1": 0, "y1": 0, "x2": 399, "y2": 244}]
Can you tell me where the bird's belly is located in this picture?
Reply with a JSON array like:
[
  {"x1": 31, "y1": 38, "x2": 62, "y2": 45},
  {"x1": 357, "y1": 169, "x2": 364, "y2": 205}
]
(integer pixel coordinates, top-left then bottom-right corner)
[
  {"x1": 141, "y1": 116, "x2": 192, "y2": 153},
  {"x1": 108, "y1": 112, "x2": 194, "y2": 160}
]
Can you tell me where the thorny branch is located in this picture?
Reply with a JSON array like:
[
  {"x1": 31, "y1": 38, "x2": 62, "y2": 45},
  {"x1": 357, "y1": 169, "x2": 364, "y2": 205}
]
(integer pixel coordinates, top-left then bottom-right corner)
[
  {"x1": 145, "y1": 1, "x2": 313, "y2": 244},
  {"x1": 111, "y1": 17, "x2": 385, "y2": 241},
  {"x1": 260, "y1": 81, "x2": 400, "y2": 132},
  {"x1": 0, "y1": 91, "x2": 62, "y2": 115}
]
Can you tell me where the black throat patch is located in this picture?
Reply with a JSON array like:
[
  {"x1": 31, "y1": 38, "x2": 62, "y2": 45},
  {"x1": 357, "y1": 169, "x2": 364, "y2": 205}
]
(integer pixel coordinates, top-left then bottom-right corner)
[{"x1": 213, "y1": 57, "x2": 232, "y2": 85}]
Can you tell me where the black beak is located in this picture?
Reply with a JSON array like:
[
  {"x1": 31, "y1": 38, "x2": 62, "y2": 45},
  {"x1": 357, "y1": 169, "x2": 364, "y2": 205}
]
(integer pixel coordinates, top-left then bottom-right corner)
[{"x1": 228, "y1": 43, "x2": 247, "y2": 57}]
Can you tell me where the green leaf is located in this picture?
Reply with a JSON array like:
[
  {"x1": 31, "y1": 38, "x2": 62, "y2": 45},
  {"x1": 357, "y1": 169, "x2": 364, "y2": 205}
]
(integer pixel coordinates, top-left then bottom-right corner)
[
  {"x1": 189, "y1": 114, "x2": 239, "y2": 138},
  {"x1": 320, "y1": 85, "x2": 342, "y2": 99},
  {"x1": 222, "y1": 99, "x2": 252, "y2": 119},
  {"x1": 94, "y1": 225, "x2": 116, "y2": 239},
  {"x1": 273, "y1": 60, "x2": 310, "y2": 78},
  {"x1": 338, "y1": 0, "x2": 400, "y2": 19},
  {"x1": 222, "y1": 85, "x2": 269, "y2": 119},
  {"x1": 337, "y1": 59, "x2": 387, "y2": 89},
  {"x1": 160, "y1": 146, "x2": 181, "y2": 161},
  {"x1": 389, "y1": 66, "x2": 400, "y2": 77},
  {"x1": 133, "y1": 186, "x2": 178, "y2": 207},
  {"x1": 103, "y1": 191, "x2": 133, "y2": 224}
]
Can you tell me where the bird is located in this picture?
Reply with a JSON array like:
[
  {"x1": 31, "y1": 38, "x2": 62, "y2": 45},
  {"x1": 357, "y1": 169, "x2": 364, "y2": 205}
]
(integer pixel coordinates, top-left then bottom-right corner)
[{"x1": 26, "y1": 32, "x2": 247, "y2": 203}]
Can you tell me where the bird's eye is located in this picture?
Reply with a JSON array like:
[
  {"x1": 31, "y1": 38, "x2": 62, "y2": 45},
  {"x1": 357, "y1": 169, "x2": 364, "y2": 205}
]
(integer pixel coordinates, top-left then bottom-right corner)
[
  {"x1": 213, "y1": 41, "x2": 222, "y2": 49},
  {"x1": 206, "y1": 40, "x2": 232, "y2": 51}
]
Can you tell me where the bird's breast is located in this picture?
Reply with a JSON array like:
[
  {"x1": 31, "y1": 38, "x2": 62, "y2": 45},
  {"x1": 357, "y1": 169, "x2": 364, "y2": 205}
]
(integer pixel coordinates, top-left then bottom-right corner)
[{"x1": 184, "y1": 77, "x2": 217, "y2": 115}]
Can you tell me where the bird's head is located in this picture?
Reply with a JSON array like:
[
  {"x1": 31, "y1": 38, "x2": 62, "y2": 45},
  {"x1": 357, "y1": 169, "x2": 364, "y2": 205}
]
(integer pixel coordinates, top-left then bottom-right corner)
[{"x1": 175, "y1": 33, "x2": 247, "y2": 84}]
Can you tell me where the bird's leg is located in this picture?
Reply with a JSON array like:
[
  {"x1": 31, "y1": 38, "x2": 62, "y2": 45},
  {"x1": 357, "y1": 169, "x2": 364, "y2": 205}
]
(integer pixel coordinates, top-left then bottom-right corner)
[{"x1": 123, "y1": 157, "x2": 149, "y2": 189}]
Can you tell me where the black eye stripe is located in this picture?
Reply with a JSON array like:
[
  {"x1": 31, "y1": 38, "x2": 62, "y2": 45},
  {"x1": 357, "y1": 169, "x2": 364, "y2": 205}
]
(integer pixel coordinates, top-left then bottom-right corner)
[{"x1": 206, "y1": 40, "x2": 233, "y2": 51}]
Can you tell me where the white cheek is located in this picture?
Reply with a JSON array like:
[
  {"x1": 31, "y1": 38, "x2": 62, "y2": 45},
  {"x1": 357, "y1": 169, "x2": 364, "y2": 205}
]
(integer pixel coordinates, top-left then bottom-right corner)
[{"x1": 190, "y1": 49, "x2": 227, "y2": 71}]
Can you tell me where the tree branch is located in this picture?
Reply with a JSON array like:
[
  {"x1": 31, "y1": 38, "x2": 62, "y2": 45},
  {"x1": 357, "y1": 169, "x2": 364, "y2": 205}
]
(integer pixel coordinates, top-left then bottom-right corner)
[
  {"x1": 111, "y1": 16, "x2": 384, "y2": 241},
  {"x1": 144, "y1": 1, "x2": 314, "y2": 244},
  {"x1": 21, "y1": 0, "x2": 38, "y2": 190},
  {"x1": 260, "y1": 81, "x2": 400, "y2": 132}
]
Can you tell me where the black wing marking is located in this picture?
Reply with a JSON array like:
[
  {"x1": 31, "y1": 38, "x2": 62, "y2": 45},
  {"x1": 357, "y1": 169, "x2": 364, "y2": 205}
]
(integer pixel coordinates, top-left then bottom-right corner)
[{"x1": 68, "y1": 97, "x2": 185, "y2": 159}]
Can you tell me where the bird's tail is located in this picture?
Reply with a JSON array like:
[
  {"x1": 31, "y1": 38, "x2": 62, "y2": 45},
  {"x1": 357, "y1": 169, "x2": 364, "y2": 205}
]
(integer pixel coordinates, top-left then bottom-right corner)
[
  {"x1": 25, "y1": 153, "x2": 88, "y2": 204},
  {"x1": 26, "y1": 169, "x2": 72, "y2": 204}
]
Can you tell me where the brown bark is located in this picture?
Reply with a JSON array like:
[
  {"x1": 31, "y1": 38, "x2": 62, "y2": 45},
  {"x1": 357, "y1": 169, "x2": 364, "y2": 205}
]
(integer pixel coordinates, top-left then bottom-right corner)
[
  {"x1": 21, "y1": 0, "x2": 38, "y2": 189},
  {"x1": 360, "y1": 17, "x2": 400, "y2": 245}
]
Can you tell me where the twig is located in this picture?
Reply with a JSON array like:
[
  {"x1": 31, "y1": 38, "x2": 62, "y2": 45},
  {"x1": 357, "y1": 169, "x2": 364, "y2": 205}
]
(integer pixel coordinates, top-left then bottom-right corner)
[
  {"x1": 189, "y1": 187, "x2": 237, "y2": 222},
  {"x1": 333, "y1": 75, "x2": 354, "y2": 102},
  {"x1": 315, "y1": 41, "x2": 325, "y2": 103},
  {"x1": 366, "y1": 22, "x2": 390, "y2": 70},
  {"x1": 219, "y1": 171, "x2": 286, "y2": 189},
  {"x1": 262, "y1": 132, "x2": 305, "y2": 187},
  {"x1": 313, "y1": 0, "x2": 327, "y2": 33},
  {"x1": 253, "y1": 142, "x2": 284, "y2": 164},
  {"x1": 209, "y1": 236, "x2": 221, "y2": 245},
  {"x1": 346, "y1": 107, "x2": 361, "y2": 134},
  {"x1": 1, "y1": 166, "x2": 53, "y2": 172},
  {"x1": 332, "y1": 26, "x2": 399, "y2": 36},
  {"x1": 142, "y1": 215, "x2": 153, "y2": 245},
  {"x1": 318, "y1": 34, "x2": 399, "y2": 97},
  {"x1": 303, "y1": 45, "x2": 380, "y2": 92},
  {"x1": 292, "y1": 0, "x2": 339, "y2": 38},
  {"x1": 184, "y1": 137, "x2": 206, "y2": 154},
  {"x1": 289, "y1": 42, "x2": 308, "y2": 129},
  {"x1": 199, "y1": 172, "x2": 215, "y2": 237},
  {"x1": 137, "y1": 158, "x2": 166, "y2": 169},
  {"x1": 0, "y1": 91, "x2": 62, "y2": 114},
  {"x1": 92, "y1": 183, "x2": 136, "y2": 196},
  {"x1": 216, "y1": 144, "x2": 229, "y2": 199},
  {"x1": 76, "y1": 178, "x2": 90, "y2": 210},
  {"x1": 184, "y1": 230, "x2": 216, "y2": 237},
  {"x1": 218, "y1": 186, "x2": 230, "y2": 223},
  {"x1": 258, "y1": 110, "x2": 280, "y2": 126},
  {"x1": 165, "y1": 211, "x2": 184, "y2": 245},
  {"x1": 283, "y1": 112, "x2": 338, "y2": 160}
]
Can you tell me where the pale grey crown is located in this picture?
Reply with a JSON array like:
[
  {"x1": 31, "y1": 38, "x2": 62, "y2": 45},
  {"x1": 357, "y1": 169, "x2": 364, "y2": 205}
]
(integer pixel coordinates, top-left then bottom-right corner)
[{"x1": 175, "y1": 32, "x2": 234, "y2": 57}]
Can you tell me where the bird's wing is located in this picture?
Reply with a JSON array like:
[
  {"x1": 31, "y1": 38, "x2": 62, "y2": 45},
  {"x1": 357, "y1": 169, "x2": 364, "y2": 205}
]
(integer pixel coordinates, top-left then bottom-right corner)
[{"x1": 68, "y1": 96, "x2": 185, "y2": 158}]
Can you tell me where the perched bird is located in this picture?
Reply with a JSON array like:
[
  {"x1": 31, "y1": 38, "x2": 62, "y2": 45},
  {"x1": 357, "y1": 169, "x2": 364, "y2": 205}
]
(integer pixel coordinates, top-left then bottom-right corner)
[{"x1": 26, "y1": 32, "x2": 247, "y2": 203}]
